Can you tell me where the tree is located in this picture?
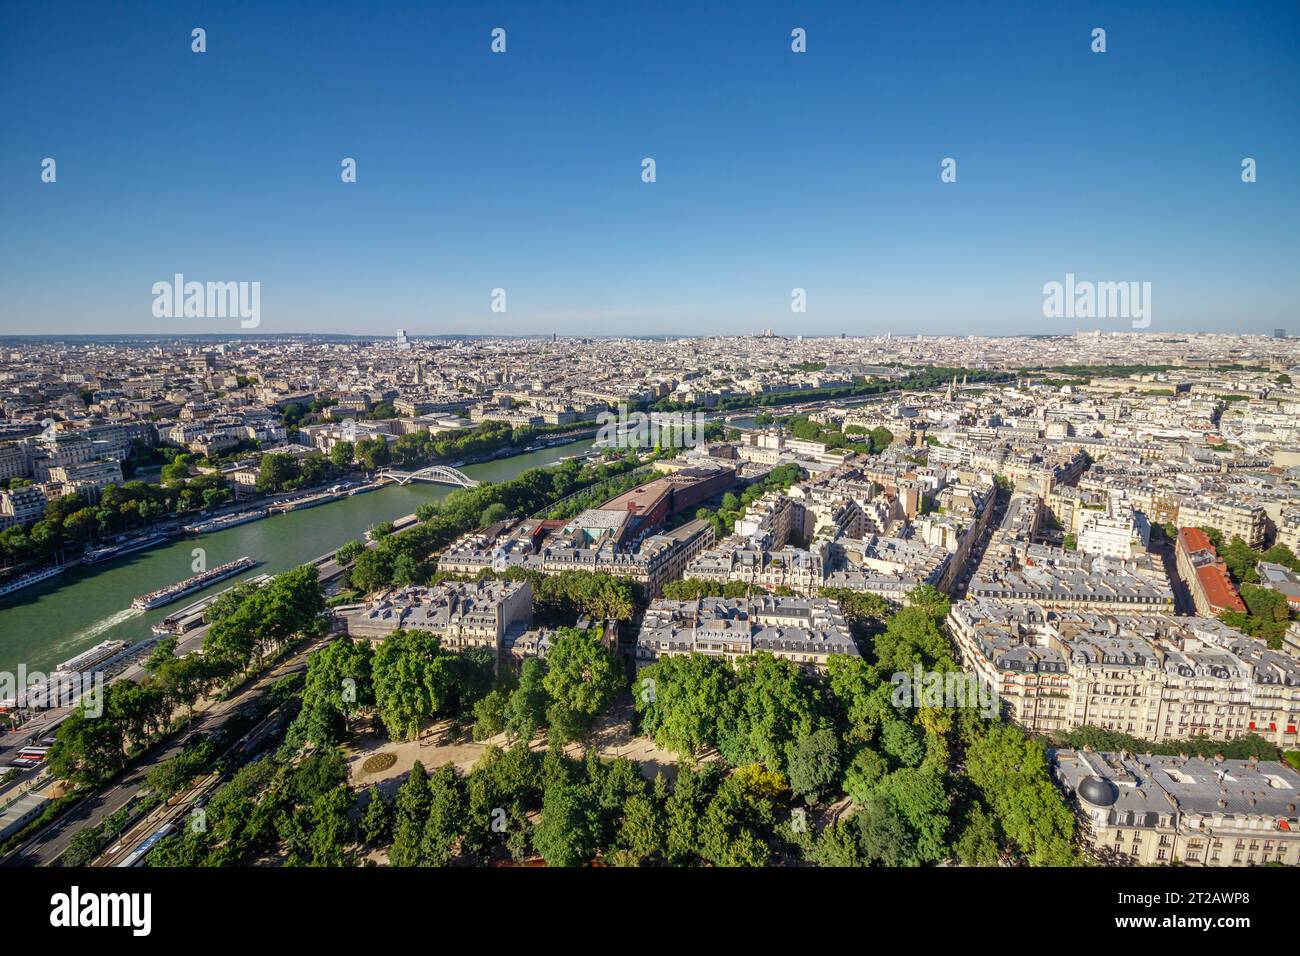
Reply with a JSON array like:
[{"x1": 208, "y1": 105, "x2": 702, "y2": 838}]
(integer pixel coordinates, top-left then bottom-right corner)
[
  {"x1": 785, "y1": 728, "x2": 841, "y2": 804},
  {"x1": 144, "y1": 737, "x2": 215, "y2": 801},
  {"x1": 954, "y1": 803, "x2": 1001, "y2": 866},
  {"x1": 1220, "y1": 537, "x2": 1260, "y2": 584},
  {"x1": 1241, "y1": 583, "x2": 1289, "y2": 625},
  {"x1": 505, "y1": 659, "x2": 550, "y2": 742},
  {"x1": 204, "y1": 564, "x2": 324, "y2": 671},
  {"x1": 868, "y1": 425, "x2": 894, "y2": 454},
  {"x1": 544, "y1": 701, "x2": 589, "y2": 746},
  {"x1": 335, "y1": 539, "x2": 366, "y2": 566},
  {"x1": 881, "y1": 719, "x2": 926, "y2": 769},
  {"x1": 660, "y1": 763, "x2": 718, "y2": 863},
  {"x1": 420, "y1": 763, "x2": 467, "y2": 865},
  {"x1": 541, "y1": 627, "x2": 623, "y2": 734},
  {"x1": 292, "y1": 636, "x2": 374, "y2": 746},
  {"x1": 697, "y1": 764, "x2": 785, "y2": 867},
  {"x1": 359, "y1": 785, "x2": 393, "y2": 845},
  {"x1": 536, "y1": 571, "x2": 636, "y2": 622},
  {"x1": 389, "y1": 762, "x2": 431, "y2": 866},
  {"x1": 843, "y1": 747, "x2": 889, "y2": 805},
  {"x1": 875, "y1": 766, "x2": 950, "y2": 865},
  {"x1": 144, "y1": 636, "x2": 179, "y2": 674},
  {"x1": 472, "y1": 687, "x2": 510, "y2": 740},
  {"x1": 612, "y1": 790, "x2": 665, "y2": 866},
  {"x1": 963, "y1": 721, "x2": 1077, "y2": 866},
  {"x1": 390, "y1": 551, "x2": 423, "y2": 586},
  {"x1": 256, "y1": 452, "x2": 298, "y2": 493},
  {"x1": 46, "y1": 692, "x2": 130, "y2": 786},
  {"x1": 634, "y1": 654, "x2": 730, "y2": 763},
  {"x1": 810, "y1": 820, "x2": 868, "y2": 867},
  {"x1": 349, "y1": 547, "x2": 394, "y2": 595},
  {"x1": 372, "y1": 629, "x2": 449, "y2": 741},
  {"x1": 307, "y1": 785, "x2": 354, "y2": 866},
  {"x1": 855, "y1": 794, "x2": 911, "y2": 866},
  {"x1": 160, "y1": 455, "x2": 191, "y2": 486},
  {"x1": 825, "y1": 654, "x2": 890, "y2": 744},
  {"x1": 873, "y1": 603, "x2": 953, "y2": 675},
  {"x1": 716, "y1": 653, "x2": 820, "y2": 776},
  {"x1": 355, "y1": 437, "x2": 391, "y2": 470},
  {"x1": 533, "y1": 781, "x2": 601, "y2": 867},
  {"x1": 329, "y1": 441, "x2": 355, "y2": 469}
]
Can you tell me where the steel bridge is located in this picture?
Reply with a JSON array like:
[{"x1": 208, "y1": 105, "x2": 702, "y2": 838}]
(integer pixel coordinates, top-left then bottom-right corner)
[{"x1": 377, "y1": 466, "x2": 479, "y2": 488}]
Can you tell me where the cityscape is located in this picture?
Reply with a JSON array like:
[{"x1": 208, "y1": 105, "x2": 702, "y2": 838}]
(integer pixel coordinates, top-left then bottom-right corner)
[
  {"x1": 1, "y1": 330, "x2": 1299, "y2": 876},
  {"x1": 2, "y1": 0, "x2": 1297, "y2": 939}
]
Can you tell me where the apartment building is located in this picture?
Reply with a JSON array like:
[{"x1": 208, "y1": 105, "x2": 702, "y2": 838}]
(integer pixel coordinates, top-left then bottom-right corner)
[
  {"x1": 1176, "y1": 527, "x2": 1247, "y2": 617},
  {"x1": 634, "y1": 594, "x2": 859, "y2": 673},
  {"x1": 968, "y1": 544, "x2": 1174, "y2": 612},
  {"x1": 438, "y1": 515, "x2": 716, "y2": 597},
  {"x1": 1077, "y1": 505, "x2": 1150, "y2": 559},
  {"x1": 46, "y1": 459, "x2": 124, "y2": 502},
  {"x1": 343, "y1": 579, "x2": 533, "y2": 666},
  {"x1": 29, "y1": 432, "x2": 95, "y2": 481},
  {"x1": 1053, "y1": 748, "x2": 1300, "y2": 867},
  {"x1": 949, "y1": 599, "x2": 1300, "y2": 747},
  {"x1": 686, "y1": 538, "x2": 830, "y2": 595},
  {"x1": 1278, "y1": 510, "x2": 1300, "y2": 555},
  {"x1": 1177, "y1": 499, "x2": 1269, "y2": 550},
  {"x1": 0, "y1": 442, "x2": 30, "y2": 481},
  {"x1": 0, "y1": 484, "x2": 48, "y2": 529}
]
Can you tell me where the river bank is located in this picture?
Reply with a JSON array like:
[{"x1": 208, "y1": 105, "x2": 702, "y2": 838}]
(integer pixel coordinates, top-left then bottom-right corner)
[{"x1": 0, "y1": 439, "x2": 597, "y2": 675}]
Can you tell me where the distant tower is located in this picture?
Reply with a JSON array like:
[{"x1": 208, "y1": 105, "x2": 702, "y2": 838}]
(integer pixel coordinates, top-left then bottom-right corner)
[{"x1": 946, "y1": 377, "x2": 954, "y2": 402}]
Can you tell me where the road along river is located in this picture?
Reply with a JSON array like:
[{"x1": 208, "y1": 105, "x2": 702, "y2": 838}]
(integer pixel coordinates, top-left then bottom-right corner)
[{"x1": 0, "y1": 440, "x2": 595, "y2": 675}]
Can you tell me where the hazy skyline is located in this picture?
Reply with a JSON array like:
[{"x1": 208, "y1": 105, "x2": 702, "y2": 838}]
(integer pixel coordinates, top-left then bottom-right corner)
[{"x1": 2, "y1": 0, "x2": 1296, "y2": 337}]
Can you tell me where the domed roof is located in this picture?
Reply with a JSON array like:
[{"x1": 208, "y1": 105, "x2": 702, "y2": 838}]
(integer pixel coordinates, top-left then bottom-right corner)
[{"x1": 1078, "y1": 775, "x2": 1118, "y2": 807}]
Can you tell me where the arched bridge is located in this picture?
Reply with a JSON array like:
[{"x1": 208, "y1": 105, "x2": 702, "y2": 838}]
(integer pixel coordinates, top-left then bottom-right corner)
[{"x1": 377, "y1": 466, "x2": 479, "y2": 488}]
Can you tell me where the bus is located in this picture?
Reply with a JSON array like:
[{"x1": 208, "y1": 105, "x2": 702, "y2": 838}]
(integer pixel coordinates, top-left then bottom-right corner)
[{"x1": 8, "y1": 746, "x2": 48, "y2": 769}]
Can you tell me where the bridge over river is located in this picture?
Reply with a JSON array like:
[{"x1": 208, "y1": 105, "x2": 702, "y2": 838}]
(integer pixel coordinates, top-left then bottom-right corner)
[{"x1": 375, "y1": 465, "x2": 480, "y2": 488}]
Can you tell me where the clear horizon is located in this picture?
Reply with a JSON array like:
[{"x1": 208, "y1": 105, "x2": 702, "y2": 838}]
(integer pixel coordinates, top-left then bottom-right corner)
[{"x1": 2, "y1": 0, "x2": 1297, "y2": 337}]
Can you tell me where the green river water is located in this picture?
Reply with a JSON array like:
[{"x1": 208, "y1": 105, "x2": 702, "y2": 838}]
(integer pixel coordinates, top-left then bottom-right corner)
[{"x1": 0, "y1": 440, "x2": 595, "y2": 674}]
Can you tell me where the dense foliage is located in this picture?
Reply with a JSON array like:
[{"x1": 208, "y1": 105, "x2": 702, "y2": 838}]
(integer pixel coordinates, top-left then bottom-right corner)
[
  {"x1": 47, "y1": 565, "x2": 324, "y2": 788},
  {"x1": 0, "y1": 470, "x2": 232, "y2": 567},
  {"x1": 632, "y1": 585, "x2": 1079, "y2": 866}
]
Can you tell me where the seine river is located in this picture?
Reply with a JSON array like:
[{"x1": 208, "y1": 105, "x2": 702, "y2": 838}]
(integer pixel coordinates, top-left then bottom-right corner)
[{"x1": 0, "y1": 440, "x2": 595, "y2": 675}]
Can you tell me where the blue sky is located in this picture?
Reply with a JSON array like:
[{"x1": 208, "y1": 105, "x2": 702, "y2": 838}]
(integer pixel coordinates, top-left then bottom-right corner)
[{"x1": 1, "y1": 0, "x2": 1296, "y2": 337}]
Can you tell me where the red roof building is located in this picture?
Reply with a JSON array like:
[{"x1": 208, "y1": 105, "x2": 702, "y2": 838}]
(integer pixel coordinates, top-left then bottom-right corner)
[{"x1": 1176, "y1": 527, "x2": 1247, "y2": 616}]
